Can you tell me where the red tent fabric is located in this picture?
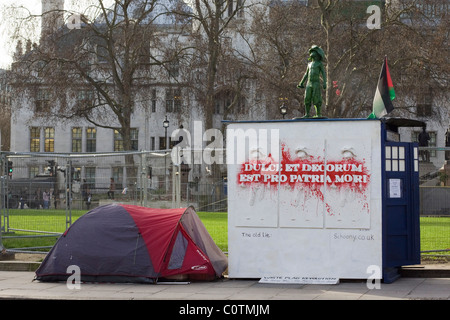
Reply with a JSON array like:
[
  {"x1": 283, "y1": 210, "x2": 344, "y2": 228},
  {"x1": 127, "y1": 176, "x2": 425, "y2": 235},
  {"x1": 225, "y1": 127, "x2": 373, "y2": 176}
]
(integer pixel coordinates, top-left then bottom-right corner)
[{"x1": 35, "y1": 204, "x2": 227, "y2": 283}]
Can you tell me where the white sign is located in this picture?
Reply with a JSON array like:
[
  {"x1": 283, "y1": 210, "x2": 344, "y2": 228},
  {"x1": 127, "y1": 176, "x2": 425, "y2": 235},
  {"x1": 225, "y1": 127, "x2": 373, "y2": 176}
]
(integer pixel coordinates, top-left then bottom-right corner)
[
  {"x1": 227, "y1": 120, "x2": 383, "y2": 280},
  {"x1": 259, "y1": 276, "x2": 339, "y2": 285},
  {"x1": 389, "y1": 179, "x2": 402, "y2": 198}
]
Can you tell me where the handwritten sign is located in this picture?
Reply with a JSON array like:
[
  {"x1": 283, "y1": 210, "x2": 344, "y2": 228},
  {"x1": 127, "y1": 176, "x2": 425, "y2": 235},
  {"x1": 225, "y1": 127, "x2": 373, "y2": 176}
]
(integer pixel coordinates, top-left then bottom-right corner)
[{"x1": 259, "y1": 276, "x2": 339, "y2": 285}]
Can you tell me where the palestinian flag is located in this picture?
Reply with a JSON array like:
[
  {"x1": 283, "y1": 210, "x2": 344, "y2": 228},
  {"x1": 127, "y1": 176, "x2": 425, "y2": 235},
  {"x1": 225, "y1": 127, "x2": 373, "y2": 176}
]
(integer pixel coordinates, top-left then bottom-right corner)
[{"x1": 367, "y1": 56, "x2": 395, "y2": 119}]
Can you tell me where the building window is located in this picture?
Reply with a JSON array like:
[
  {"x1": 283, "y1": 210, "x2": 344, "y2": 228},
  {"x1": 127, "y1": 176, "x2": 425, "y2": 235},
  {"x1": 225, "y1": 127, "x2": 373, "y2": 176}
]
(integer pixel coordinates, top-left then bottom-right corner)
[
  {"x1": 114, "y1": 128, "x2": 138, "y2": 151},
  {"x1": 112, "y1": 167, "x2": 123, "y2": 187},
  {"x1": 35, "y1": 89, "x2": 50, "y2": 112},
  {"x1": 151, "y1": 137, "x2": 155, "y2": 151},
  {"x1": 236, "y1": 0, "x2": 244, "y2": 18},
  {"x1": 114, "y1": 129, "x2": 123, "y2": 151},
  {"x1": 29, "y1": 166, "x2": 39, "y2": 178},
  {"x1": 165, "y1": 88, "x2": 181, "y2": 113},
  {"x1": 131, "y1": 128, "x2": 139, "y2": 151},
  {"x1": 416, "y1": 85, "x2": 432, "y2": 117},
  {"x1": 225, "y1": 0, "x2": 244, "y2": 18},
  {"x1": 30, "y1": 127, "x2": 40, "y2": 152},
  {"x1": 85, "y1": 167, "x2": 96, "y2": 189},
  {"x1": 417, "y1": 104, "x2": 433, "y2": 117},
  {"x1": 228, "y1": 0, "x2": 234, "y2": 16},
  {"x1": 412, "y1": 131, "x2": 437, "y2": 158},
  {"x1": 138, "y1": 42, "x2": 150, "y2": 65},
  {"x1": 44, "y1": 127, "x2": 55, "y2": 152},
  {"x1": 77, "y1": 89, "x2": 94, "y2": 102},
  {"x1": 159, "y1": 136, "x2": 166, "y2": 150},
  {"x1": 167, "y1": 59, "x2": 180, "y2": 78},
  {"x1": 237, "y1": 97, "x2": 246, "y2": 114},
  {"x1": 97, "y1": 44, "x2": 109, "y2": 64},
  {"x1": 86, "y1": 127, "x2": 96, "y2": 152},
  {"x1": 174, "y1": 91, "x2": 181, "y2": 113},
  {"x1": 214, "y1": 101, "x2": 222, "y2": 114},
  {"x1": 151, "y1": 89, "x2": 157, "y2": 112},
  {"x1": 417, "y1": 2, "x2": 449, "y2": 18},
  {"x1": 72, "y1": 127, "x2": 82, "y2": 152}
]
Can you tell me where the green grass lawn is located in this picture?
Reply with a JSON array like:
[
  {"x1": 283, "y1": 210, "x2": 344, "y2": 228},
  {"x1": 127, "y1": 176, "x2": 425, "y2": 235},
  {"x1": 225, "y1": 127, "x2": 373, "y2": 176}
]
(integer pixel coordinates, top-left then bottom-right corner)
[
  {"x1": 1, "y1": 209, "x2": 228, "y2": 252},
  {"x1": 1, "y1": 209, "x2": 448, "y2": 256},
  {"x1": 420, "y1": 216, "x2": 450, "y2": 254},
  {"x1": 197, "y1": 211, "x2": 228, "y2": 252}
]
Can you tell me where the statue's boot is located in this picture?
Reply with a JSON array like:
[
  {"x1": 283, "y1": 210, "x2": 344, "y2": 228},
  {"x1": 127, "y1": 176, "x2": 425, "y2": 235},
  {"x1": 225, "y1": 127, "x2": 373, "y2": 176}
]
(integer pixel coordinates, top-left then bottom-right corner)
[
  {"x1": 301, "y1": 106, "x2": 311, "y2": 118},
  {"x1": 314, "y1": 105, "x2": 322, "y2": 118}
]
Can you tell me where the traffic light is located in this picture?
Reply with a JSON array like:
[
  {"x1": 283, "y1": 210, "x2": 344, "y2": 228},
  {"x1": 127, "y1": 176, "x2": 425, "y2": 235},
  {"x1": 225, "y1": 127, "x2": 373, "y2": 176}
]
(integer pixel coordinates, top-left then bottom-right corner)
[
  {"x1": 7, "y1": 161, "x2": 12, "y2": 176},
  {"x1": 47, "y1": 160, "x2": 56, "y2": 176},
  {"x1": 147, "y1": 166, "x2": 152, "y2": 179}
]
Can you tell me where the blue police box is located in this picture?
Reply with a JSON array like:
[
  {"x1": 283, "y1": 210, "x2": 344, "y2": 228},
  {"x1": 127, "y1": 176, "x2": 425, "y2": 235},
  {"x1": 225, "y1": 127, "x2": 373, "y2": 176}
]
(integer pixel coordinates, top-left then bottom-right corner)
[{"x1": 382, "y1": 118, "x2": 422, "y2": 283}]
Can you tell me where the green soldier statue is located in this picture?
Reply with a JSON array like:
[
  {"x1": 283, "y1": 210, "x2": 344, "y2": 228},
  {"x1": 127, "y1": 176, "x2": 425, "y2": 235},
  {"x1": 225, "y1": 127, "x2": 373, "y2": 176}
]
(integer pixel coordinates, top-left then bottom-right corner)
[{"x1": 297, "y1": 45, "x2": 327, "y2": 118}]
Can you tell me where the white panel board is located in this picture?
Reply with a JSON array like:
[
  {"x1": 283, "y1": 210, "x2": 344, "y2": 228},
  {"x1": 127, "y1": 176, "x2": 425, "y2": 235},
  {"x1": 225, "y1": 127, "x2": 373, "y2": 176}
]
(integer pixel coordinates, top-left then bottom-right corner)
[
  {"x1": 227, "y1": 120, "x2": 383, "y2": 280},
  {"x1": 227, "y1": 123, "x2": 280, "y2": 227},
  {"x1": 278, "y1": 135, "x2": 325, "y2": 228},
  {"x1": 324, "y1": 138, "x2": 371, "y2": 229}
]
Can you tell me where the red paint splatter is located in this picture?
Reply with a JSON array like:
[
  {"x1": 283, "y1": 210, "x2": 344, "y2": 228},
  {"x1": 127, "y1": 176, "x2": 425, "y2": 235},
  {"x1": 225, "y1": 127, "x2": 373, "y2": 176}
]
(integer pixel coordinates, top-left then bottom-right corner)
[{"x1": 237, "y1": 143, "x2": 371, "y2": 201}]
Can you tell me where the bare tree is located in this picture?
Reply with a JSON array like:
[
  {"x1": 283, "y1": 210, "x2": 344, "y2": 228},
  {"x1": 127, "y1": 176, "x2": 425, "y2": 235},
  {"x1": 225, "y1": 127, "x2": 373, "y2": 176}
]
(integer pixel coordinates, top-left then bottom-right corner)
[
  {"x1": 0, "y1": 70, "x2": 11, "y2": 151},
  {"x1": 247, "y1": 0, "x2": 448, "y2": 120},
  {"x1": 10, "y1": 0, "x2": 191, "y2": 186},
  {"x1": 173, "y1": 0, "x2": 247, "y2": 129},
  {"x1": 243, "y1": 1, "x2": 315, "y2": 119},
  {"x1": 383, "y1": 0, "x2": 449, "y2": 121}
]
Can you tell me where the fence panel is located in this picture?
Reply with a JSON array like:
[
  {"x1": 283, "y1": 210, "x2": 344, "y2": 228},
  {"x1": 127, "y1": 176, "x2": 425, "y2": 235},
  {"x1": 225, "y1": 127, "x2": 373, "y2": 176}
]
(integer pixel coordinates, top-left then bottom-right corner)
[
  {"x1": 0, "y1": 151, "x2": 227, "y2": 253},
  {"x1": 419, "y1": 147, "x2": 450, "y2": 258},
  {"x1": 2, "y1": 147, "x2": 448, "y2": 257}
]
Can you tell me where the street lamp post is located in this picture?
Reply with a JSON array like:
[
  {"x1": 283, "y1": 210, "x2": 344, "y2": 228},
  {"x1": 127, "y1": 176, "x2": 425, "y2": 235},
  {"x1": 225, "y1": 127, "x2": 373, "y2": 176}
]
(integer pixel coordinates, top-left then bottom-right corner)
[
  {"x1": 163, "y1": 116, "x2": 169, "y2": 190},
  {"x1": 279, "y1": 103, "x2": 288, "y2": 119}
]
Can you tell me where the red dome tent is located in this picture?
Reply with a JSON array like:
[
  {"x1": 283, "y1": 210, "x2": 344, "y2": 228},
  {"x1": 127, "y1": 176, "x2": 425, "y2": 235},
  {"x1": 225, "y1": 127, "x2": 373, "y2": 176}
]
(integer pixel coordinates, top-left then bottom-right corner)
[{"x1": 35, "y1": 204, "x2": 227, "y2": 283}]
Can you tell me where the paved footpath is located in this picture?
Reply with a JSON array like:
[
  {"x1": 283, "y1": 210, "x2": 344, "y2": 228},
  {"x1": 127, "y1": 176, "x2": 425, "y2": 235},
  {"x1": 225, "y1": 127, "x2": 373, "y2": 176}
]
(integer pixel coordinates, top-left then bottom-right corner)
[{"x1": 0, "y1": 271, "x2": 449, "y2": 301}]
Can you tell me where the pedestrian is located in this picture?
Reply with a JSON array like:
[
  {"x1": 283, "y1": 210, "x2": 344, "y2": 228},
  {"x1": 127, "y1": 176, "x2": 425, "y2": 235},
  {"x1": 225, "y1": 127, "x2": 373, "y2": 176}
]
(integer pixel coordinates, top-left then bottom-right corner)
[
  {"x1": 53, "y1": 190, "x2": 58, "y2": 209},
  {"x1": 418, "y1": 126, "x2": 431, "y2": 162},
  {"x1": 81, "y1": 179, "x2": 88, "y2": 202},
  {"x1": 86, "y1": 192, "x2": 92, "y2": 210},
  {"x1": 108, "y1": 178, "x2": 115, "y2": 200},
  {"x1": 43, "y1": 190, "x2": 50, "y2": 209},
  {"x1": 20, "y1": 196, "x2": 25, "y2": 209}
]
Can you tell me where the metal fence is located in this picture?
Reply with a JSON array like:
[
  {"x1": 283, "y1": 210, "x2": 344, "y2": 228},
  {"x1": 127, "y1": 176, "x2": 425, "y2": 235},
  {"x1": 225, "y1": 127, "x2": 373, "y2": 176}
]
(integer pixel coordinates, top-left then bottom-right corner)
[
  {"x1": 0, "y1": 147, "x2": 449, "y2": 258},
  {"x1": 418, "y1": 147, "x2": 450, "y2": 258},
  {"x1": 0, "y1": 150, "x2": 227, "y2": 253}
]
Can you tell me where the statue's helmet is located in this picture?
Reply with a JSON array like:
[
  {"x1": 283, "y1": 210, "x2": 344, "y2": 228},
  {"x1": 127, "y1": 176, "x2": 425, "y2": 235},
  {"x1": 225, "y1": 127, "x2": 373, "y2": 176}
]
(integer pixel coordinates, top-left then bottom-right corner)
[{"x1": 309, "y1": 45, "x2": 325, "y2": 61}]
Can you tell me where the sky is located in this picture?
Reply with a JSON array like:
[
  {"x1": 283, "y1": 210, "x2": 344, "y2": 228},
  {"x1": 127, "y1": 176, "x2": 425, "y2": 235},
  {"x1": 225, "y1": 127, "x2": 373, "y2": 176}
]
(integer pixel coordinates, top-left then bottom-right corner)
[
  {"x1": 0, "y1": 0, "x2": 116, "y2": 69},
  {"x1": 0, "y1": 0, "x2": 41, "y2": 69},
  {"x1": 0, "y1": 0, "x2": 188, "y2": 69}
]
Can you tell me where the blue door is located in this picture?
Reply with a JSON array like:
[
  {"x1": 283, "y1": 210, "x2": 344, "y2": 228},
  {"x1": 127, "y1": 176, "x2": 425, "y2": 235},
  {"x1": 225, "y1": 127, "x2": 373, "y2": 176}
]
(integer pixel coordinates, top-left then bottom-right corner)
[{"x1": 382, "y1": 141, "x2": 420, "y2": 282}]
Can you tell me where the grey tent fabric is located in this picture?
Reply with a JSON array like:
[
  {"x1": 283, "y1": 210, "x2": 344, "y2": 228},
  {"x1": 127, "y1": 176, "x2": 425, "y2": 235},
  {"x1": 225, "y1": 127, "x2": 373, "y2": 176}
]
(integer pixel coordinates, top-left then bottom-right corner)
[
  {"x1": 180, "y1": 207, "x2": 228, "y2": 276},
  {"x1": 35, "y1": 204, "x2": 228, "y2": 283}
]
